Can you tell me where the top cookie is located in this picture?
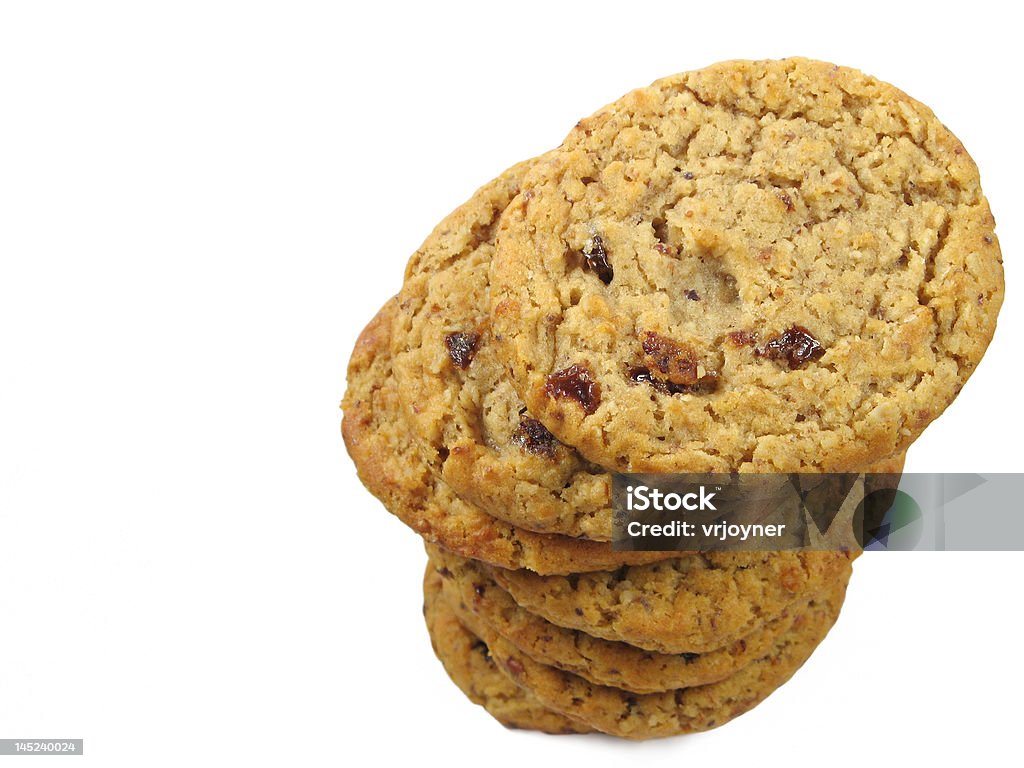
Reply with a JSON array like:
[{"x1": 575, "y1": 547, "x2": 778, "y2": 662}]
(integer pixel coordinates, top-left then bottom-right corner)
[{"x1": 491, "y1": 58, "x2": 1003, "y2": 473}]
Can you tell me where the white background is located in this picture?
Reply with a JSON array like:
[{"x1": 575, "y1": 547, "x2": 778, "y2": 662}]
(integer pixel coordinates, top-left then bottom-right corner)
[{"x1": 0, "y1": 1, "x2": 1020, "y2": 766}]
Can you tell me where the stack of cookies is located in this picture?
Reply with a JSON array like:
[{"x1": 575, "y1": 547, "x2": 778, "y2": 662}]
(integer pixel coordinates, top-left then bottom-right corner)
[{"x1": 342, "y1": 58, "x2": 1003, "y2": 739}]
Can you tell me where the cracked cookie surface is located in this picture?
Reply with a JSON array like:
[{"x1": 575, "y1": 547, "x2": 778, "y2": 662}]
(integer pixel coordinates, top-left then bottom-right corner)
[{"x1": 491, "y1": 57, "x2": 1003, "y2": 473}]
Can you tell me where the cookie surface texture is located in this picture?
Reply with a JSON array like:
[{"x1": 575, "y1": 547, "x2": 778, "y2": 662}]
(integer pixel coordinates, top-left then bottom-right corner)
[{"x1": 491, "y1": 57, "x2": 1003, "y2": 473}]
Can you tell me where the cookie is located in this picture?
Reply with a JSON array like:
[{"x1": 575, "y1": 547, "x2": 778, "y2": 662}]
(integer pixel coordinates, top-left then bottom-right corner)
[
  {"x1": 490, "y1": 57, "x2": 1003, "y2": 473},
  {"x1": 423, "y1": 566, "x2": 594, "y2": 734},
  {"x1": 341, "y1": 301, "x2": 669, "y2": 574},
  {"x1": 430, "y1": 544, "x2": 831, "y2": 694},
  {"x1": 392, "y1": 155, "x2": 908, "y2": 541},
  {"x1": 452, "y1": 569, "x2": 847, "y2": 739},
  {"x1": 491, "y1": 549, "x2": 856, "y2": 654},
  {"x1": 391, "y1": 160, "x2": 615, "y2": 540}
]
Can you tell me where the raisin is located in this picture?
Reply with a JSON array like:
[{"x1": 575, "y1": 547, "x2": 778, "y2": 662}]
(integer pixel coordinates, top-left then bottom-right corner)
[
  {"x1": 471, "y1": 639, "x2": 492, "y2": 661},
  {"x1": 629, "y1": 365, "x2": 676, "y2": 394},
  {"x1": 641, "y1": 332, "x2": 701, "y2": 386},
  {"x1": 544, "y1": 364, "x2": 601, "y2": 414},
  {"x1": 627, "y1": 365, "x2": 659, "y2": 386},
  {"x1": 780, "y1": 567, "x2": 803, "y2": 592},
  {"x1": 607, "y1": 565, "x2": 629, "y2": 585},
  {"x1": 444, "y1": 331, "x2": 480, "y2": 368},
  {"x1": 779, "y1": 191, "x2": 795, "y2": 211},
  {"x1": 504, "y1": 657, "x2": 525, "y2": 677},
  {"x1": 682, "y1": 171, "x2": 695, "y2": 180},
  {"x1": 473, "y1": 583, "x2": 487, "y2": 598},
  {"x1": 727, "y1": 330, "x2": 756, "y2": 346},
  {"x1": 581, "y1": 235, "x2": 613, "y2": 284},
  {"x1": 756, "y1": 326, "x2": 825, "y2": 368},
  {"x1": 511, "y1": 417, "x2": 560, "y2": 458},
  {"x1": 627, "y1": 365, "x2": 716, "y2": 396},
  {"x1": 685, "y1": 289, "x2": 700, "y2": 301}
]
